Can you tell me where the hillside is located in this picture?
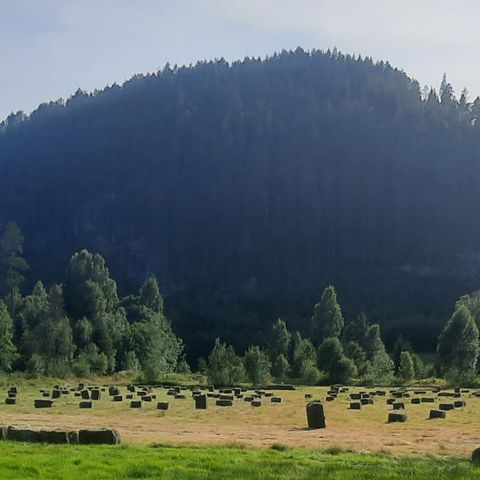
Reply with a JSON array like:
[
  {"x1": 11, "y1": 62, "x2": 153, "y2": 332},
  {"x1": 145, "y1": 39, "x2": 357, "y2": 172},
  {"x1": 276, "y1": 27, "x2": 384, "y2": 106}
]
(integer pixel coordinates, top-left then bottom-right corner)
[{"x1": 1, "y1": 48, "x2": 479, "y2": 359}]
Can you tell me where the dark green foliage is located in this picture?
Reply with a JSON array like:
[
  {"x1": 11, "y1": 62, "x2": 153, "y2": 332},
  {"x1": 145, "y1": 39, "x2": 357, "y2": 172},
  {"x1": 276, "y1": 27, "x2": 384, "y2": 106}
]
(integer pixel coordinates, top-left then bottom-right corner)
[
  {"x1": 139, "y1": 277, "x2": 164, "y2": 313},
  {"x1": 317, "y1": 337, "x2": 343, "y2": 373},
  {"x1": 268, "y1": 319, "x2": 291, "y2": 361},
  {"x1": 243, "y1": 345, "x2": 271, "y2": 385},
  {"x1": 344, "y1": 341, "x2": 369, "y2": 376},
  {"x1": 437, "y1": 306, "x2": 479, "y2": 382},
  {"x1": 0, "y1": 222, "x2": 29, "y2": 316},
  {"x1": 25, "y1": 353, "x2": 46, "y2": 377},
  {"x1": 343, "y1": 313, "x2": 369, "y2": 348},
  {"x1": 291, "y1": 332, "x2": 317, "y2": 378},
  {"x1": 206, "y1": 338, "x2": 244, "y2": 385},
  {"x1": 0, "y1": 300, "x2": 18, "y2": 371},
  {"x1": 392, "y1": 335, "x2": 413, "y2": 372},
  {"x1": 317, "y1": 337, "x2": 357, "y2": 383},
  {"x1": 334, "y1": 356, "x2": 358, "y2": 384},
  {"x1": 1, "y1": 246, "x2": 184, "y2": 378},
  {"x1": 398, "y1": 351, "x2": 415, "y2": 381},
  {"x1": 311, "y1": 286, "x2": 344, "y2": 347},
  {"x1": 271, "y1": 353, "x2": 290, "y2": 381}
]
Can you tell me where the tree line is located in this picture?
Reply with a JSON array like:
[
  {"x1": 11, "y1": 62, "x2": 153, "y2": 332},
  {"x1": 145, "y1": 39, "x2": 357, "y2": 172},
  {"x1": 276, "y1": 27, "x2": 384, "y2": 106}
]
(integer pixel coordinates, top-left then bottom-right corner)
[
  {"x1": 0, "y1": 222, "x2": 184, "y2": 379},
  {"x1": 0, "y1": 220, "x2": 478, "y2": 385}
]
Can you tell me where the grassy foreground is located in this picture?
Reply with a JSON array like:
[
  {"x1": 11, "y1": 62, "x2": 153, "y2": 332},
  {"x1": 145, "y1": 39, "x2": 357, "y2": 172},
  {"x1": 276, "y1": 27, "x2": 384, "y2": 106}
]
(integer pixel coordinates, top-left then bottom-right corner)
[{"x1": 0, "y1": 443, "x2": 478, "y2": 480}]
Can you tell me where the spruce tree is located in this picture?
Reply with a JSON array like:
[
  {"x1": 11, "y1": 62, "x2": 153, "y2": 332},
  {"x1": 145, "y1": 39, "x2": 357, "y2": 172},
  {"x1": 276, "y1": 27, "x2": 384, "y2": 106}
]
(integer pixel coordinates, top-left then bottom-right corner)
[
  {"x1": 311, "y1": 285, "x2": 344, "y2": 346},
  {"x1": 438, "y1": 306, "x2": 479, "y2": 382}
]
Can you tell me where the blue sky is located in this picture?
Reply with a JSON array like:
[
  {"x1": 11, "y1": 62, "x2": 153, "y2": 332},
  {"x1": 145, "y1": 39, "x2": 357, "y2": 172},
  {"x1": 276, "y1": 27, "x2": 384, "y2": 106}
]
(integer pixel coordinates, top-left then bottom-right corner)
[{"x1": 1, "y1": 0, "x2": 478, "y2": 120}]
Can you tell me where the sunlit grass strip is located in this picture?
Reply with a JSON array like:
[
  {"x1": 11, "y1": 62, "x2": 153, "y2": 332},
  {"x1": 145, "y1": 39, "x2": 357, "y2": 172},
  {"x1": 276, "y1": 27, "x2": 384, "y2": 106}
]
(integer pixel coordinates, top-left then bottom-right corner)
[{"x1": 0, "y1": 443, "x2": 477, "y2": 480}]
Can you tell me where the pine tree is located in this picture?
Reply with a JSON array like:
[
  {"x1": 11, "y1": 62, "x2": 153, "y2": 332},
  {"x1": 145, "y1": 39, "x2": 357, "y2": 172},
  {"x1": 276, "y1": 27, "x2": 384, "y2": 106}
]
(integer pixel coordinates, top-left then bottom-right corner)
[
  {"x1": 438, "y1": 306, "x2": 479, "y2": 382},
  {"x1": 311, "y1": 286, "x2": 344, "y2": 346}
]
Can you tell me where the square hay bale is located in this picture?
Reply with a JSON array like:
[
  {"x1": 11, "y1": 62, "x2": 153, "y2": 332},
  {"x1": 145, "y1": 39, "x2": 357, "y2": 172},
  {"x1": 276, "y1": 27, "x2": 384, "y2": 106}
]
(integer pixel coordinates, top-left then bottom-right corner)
[
  {"x1": 454, "y1": 400, "x2": 466, "y2": 408},
  {"x1": 78, "y1": 429, "x2": 121, "y2": 445},
  {"x1": 306, "y1": 402, "x2": 326, "y2": 428},
  {"x1": 91, "y1": 390, "x2": 101, "y2": 401},
  {"x1": 7, "y1": 427, "x2": 40, "y2": 442},
  {"x1": 34, "y1": 399, "x2": 54, "y2": 408},
  {"x1": 216, "y1": 399, "x2": 233, "y2": 407},
  {"x1": 421, "y1": 397, "x2": 435, "y2": 403},
  {"x1": 157, "y1": 402, "x2": 169, "y2": 410},
  {"x1": 271, "y1": 397, "x2": 282, "y2": 403},
  {"x1": 439, "y1": 403, "x2": 455, "y2": 411},
  {"x1": 429, "y1": 409, "x2": 446, "y2": 419},
  {"x1": 195, "y1": 394, "x2": 208, "y2": 409},
  {"x1": 388, "y1": 412, "x2": 407, "y2": 423},
  {"x1": 5, "y1": 397, "x2": 16, "y2": 405},
  {"x1": 112, "y1": 395, "x2": 123, "y2": 402},
  {"x1": 392, "y1": 402, "x2": 405, "y2": 410},
  {"x1": 350, "y1": 402, "x2": 362, "y2": 410},
  {"x1": 130, "y1": 400, "x2": 142, "y2": 408},
  {"x1": 38, "y1": 430, "x2": 70, "y2": 444},
  {"x1": 411, "y1": 398, "x2": 421, "y2": 404},
  {"x1": 79, "y1": 401, "x2": 93, "y2": 409}
]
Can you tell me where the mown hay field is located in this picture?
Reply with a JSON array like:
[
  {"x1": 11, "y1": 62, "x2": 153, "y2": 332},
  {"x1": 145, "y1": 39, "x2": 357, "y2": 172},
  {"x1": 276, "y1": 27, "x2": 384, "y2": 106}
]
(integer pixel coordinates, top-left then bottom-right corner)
[{"x1": 0, "y1": 382, "x2": 479, "y2": 457}]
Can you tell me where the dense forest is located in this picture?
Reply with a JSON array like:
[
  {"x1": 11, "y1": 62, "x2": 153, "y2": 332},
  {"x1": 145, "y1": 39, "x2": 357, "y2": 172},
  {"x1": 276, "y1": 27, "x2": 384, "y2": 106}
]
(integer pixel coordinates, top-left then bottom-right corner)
[
  {"x1": 1, "y1": 48, "x2": 480, "y2": 361},
  {"x1": 0, "y1": 221, "x2": 479, "y2": 384}
]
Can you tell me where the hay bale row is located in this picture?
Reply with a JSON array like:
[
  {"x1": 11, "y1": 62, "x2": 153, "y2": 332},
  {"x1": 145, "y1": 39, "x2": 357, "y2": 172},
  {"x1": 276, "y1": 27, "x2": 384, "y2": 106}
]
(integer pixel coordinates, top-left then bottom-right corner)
[{"x1": 1, "y1": 426, "x2": 120, "y2": 444}]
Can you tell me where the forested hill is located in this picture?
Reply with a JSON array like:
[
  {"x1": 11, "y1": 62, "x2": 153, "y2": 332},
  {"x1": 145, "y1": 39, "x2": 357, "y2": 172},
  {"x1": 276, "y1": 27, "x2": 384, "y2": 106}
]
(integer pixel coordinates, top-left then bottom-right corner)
[{"x1": 1, "y1": 48, "x2": 480, "y2": 359}]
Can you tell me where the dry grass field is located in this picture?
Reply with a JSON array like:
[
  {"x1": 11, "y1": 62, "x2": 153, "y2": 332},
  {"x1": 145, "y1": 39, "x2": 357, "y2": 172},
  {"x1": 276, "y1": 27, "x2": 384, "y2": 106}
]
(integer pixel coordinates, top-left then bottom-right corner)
[{"x1": 0, "y1": 381, "x2": 479, "y2": 457}]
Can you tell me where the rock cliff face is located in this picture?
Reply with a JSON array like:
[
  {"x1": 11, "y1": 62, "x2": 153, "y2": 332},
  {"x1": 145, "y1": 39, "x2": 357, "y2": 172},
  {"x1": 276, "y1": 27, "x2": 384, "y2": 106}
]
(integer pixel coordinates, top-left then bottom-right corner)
[{"x1": 1, "y1": 49, "x2": 480, "y2": 356}]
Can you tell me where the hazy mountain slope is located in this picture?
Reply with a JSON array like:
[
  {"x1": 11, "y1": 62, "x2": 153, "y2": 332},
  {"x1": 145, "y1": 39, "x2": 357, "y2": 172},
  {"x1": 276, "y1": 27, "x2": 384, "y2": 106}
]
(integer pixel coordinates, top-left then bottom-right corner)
[{"x1": 1, "y1": 48, "x2": 479, "y2": 357}]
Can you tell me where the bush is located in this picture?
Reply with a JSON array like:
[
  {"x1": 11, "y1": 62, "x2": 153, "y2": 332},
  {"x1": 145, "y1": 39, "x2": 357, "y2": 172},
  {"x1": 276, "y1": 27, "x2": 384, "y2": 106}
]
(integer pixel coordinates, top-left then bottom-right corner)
[
  {"x1": 47, "y1": 358, "x2": 71, "y2": 378},
  {"x1": 300, "y1": 363, "x2": 320, "y2": 385},
  {"x1": 72, "y1": 354, "x2": 91, "y2": 377},
  {"x1": 26, "y1": 354, "x2": 46, "y2": 377}
]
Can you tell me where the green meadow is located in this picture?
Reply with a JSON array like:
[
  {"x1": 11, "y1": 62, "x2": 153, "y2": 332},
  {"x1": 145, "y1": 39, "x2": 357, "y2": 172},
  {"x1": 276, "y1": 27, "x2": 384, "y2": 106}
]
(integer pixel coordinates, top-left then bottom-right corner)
[{"x1": 1, "y1": 443, "x2": 479, "y2": 480}]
